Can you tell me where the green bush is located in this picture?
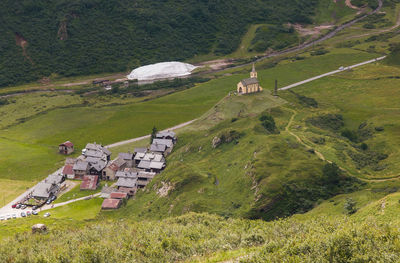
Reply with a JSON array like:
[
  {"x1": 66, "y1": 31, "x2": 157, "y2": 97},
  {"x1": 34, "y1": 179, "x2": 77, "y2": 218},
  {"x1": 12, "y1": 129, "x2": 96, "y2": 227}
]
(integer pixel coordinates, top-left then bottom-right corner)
[
  {"x1": 259, "y1": 114, "x2": 278, "y2": 134},
  {"x1": 307, "y1": 114, "x2": 344, "y2": 131}
]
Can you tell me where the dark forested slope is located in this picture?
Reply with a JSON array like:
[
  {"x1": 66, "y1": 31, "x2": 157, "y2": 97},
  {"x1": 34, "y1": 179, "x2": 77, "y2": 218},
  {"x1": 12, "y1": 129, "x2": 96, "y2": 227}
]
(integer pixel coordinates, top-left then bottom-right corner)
[{"x1": 0, "y1": 0, "x2": 318, "y2": 87}]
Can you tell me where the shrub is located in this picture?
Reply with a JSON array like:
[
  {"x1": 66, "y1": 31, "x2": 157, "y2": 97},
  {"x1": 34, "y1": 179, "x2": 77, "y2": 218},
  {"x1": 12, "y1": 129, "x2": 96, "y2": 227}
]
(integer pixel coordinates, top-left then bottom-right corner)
[
  {"x1": 259, "y1": 114, "x2": 278, "y2": 134},
  {"x1": 341, "y1": 129, "x2": 359, "y2": 143},
  {"x1": 307, "y1": 114, "x2": 344, "y2": 131},
  {"x1": 322, "y1": 163, "x2": 341, "y2": 185},
  {"x1": 344, "y1": 198, "x2": 357, "y2": 215}
]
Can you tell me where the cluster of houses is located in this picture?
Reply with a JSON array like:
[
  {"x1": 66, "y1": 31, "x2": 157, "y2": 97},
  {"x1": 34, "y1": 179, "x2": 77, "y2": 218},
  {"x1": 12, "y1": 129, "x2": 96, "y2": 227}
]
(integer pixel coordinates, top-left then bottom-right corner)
[
  {"x1": 101, "y1": 131, "x2": 177, "y2": 209},
  {"x1": 58, "y1": 131, "x2": 177, "y2": 210}
]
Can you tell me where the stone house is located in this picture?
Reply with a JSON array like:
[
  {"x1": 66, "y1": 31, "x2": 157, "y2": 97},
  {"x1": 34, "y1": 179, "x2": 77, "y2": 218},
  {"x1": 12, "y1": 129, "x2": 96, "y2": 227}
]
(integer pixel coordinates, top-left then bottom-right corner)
[
  {"x1": 118, "y1": 152, "x2": 134, "y2": 168},
  {"x1": 103, "y1": 158, "x2": 127, "y2": 181},
  {"x1": 59, "y1": 141, "x2": 74, "y2": 155}
]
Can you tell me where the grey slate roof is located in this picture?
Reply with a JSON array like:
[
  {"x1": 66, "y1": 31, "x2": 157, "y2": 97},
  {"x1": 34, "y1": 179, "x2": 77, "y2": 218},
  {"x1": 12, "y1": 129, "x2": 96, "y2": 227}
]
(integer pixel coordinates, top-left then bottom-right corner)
[
  {"x1": 150, "y1": 143, "x2": 167, "y2": 153},
  {"x1": 116, "y1": 177, "x2": 137, "y2": 188},
  {"x1": 134, "y1": 152, "x2": 146, "y2": 160},
  {"x1": 134, "y1": 147, "x2": 147, "y2": 153},
  {"x1": 85, "y1": 143, "x2": 111, "y2": 156},
  {"x1": 32, "y1": 182, "x2": 58, "y2": 199},
  {"x1": 84, "y1": 149, "x2": 105, "y2": 159},
  {"x1": 119, "y1": 152, "x2": 134, "y2": 160},
  {"x1": 137, "y1": 160, "x2": 151, "y2": 169},
  {"x1": 45, "y1": 174, "x2": 63, "y2": 185},
  {"x1": 156, "y1": 131, "x2": 176, "y2": 139},
  {"x1": 138, "y1": 171, "x2": 156, "y2": 179},
  {"x1": 149, "y1": 162, "x2": 165, "y2": 170},
  {"x1": 240, "y1": 77, "x2": 259, "y2": 86},
  {"x1": 73, "y1": 160, "x2": 89, "y2": 171},
  {"x1": 115, "y1": 171, "x2": 138, "y2": 179},
  {"x1": 152, "y1": 139, "x2": 173, "y2": 148}
]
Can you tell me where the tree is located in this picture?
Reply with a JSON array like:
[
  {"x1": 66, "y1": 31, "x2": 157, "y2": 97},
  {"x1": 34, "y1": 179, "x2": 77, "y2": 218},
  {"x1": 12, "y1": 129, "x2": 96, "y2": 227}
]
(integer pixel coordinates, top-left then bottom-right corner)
[
  {"x1": 322, "y1": 163, "x2": 341, "y2": 185},
  {"x1": 259, "y1": 114, "x2": 278, "y2": 134},
  {"x1": 344, "y1": 198, "x2": 357, "y2": 215},
  {"x1": 151, "y1": 126, "x2": 158, "y2": 143}
]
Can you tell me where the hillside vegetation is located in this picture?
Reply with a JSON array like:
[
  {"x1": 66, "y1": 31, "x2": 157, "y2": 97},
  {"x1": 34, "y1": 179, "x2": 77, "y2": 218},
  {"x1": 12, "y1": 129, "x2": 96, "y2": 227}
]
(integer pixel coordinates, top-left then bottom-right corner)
[
  {"x1": 0, "y1": 0, "x2": 318, "y2": 87},
  {"x1": 2, "y1": 212, "x2": 400, "y2": 262}
]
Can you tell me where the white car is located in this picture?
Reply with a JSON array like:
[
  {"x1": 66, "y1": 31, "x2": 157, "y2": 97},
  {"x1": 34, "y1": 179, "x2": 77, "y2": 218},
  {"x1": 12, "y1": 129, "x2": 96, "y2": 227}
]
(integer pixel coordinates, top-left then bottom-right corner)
[
  {"x1": 44, "y1": 212, "x2": 51, "y2": 218},
  {"x1": 339, "y1": 66, "x2": 345, "y2": 71},
  {"x1": 12, "y1": 214, "x2": 17, "y2": 219},
  {"x1": 0, "y1": 216, "x2": 5, "y2": 221},
  {"x1": 6, "y1": 215, "x2": 11, "y2": 220}
]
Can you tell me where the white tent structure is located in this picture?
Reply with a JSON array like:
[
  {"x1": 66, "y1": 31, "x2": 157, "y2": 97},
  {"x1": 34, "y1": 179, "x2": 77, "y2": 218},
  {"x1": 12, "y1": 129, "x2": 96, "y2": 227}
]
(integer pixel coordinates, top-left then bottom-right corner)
[{"x1": 127, "y1": 62, "x2": 197, "y2": 81}]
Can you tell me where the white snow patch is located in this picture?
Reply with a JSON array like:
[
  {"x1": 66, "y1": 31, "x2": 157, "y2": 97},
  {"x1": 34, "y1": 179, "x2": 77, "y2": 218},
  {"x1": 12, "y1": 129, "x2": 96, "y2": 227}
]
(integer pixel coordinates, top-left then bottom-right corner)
[{"x1": 127, "y1": 61, "x2": 198, "y2": 81}]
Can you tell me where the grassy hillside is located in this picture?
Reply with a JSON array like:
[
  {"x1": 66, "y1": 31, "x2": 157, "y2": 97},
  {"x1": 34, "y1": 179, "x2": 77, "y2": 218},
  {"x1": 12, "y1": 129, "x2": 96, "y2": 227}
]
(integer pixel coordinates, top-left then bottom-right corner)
[
  {"x1": 0, "y1": 0, "x2": 320, "y2": 87},
  {"x1": 2, "y1": 212, "x2": 400, "y2": 262},
  {"x1": 0, "y1": 48, "x2": 376, "y2": 205}
]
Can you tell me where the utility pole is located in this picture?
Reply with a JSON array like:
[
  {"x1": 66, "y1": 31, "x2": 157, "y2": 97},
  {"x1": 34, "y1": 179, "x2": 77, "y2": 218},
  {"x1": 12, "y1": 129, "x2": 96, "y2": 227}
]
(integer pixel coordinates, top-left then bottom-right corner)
[{"x1": 274, "y1": 80, "x2": 278, "y2": 97}]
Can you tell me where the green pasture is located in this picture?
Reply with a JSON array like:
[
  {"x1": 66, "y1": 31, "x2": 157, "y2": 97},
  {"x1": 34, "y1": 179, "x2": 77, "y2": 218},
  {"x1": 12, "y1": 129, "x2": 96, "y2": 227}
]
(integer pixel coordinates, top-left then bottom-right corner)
[
  {"x1": 279, "y1": 61, "x2": 400, "y2": 179},
  {"x1": 54, "y1": 181, "x2": 106, "y2": 204},
  {"x1": 0, "y1": 48, "x2": 380, "y2": 206}
]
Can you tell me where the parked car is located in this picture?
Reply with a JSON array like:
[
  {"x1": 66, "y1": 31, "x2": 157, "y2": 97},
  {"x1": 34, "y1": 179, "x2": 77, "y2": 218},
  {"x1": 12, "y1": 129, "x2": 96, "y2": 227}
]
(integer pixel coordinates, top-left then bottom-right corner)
[
  {"x1": 21, "y1": 205, "x2": 27, "y2": 210},
  {"x1": 44, "y1": 212, "x2": 51, "y2": 218},
  {"x1": 12, "y1": 214, "x2": 17, "y2": 219},
  {"x1": 32, "y1": 205, "x2": 38, "y2": 210},
  {"x1": 6, "y1": 215, "x2": 11, "y2": 220},
  {"x1": 11, "y1": 204, "x2": 17, "y2": 208},
  {"x1": 16, "y1": 204, "x2": 21, "y2": 209},
  {"x1": 32, "y1": 211, "x2": 38, "y2": 215},
  {"x1": 339, "y1": 66, "x2": 345, "y2": 70},
  {"x1": 0, "y1": 216, "x2": 5, "y2": 221},
  {"x1": 50, "y1": 195, "x2": 57, "y2": 201},
  {"x1": 21, "y1": 212, "x2": 26, "y2": 217},
  {"x1": 46, "y1": 199, "x2": 52, "y2": 205},
  {"x1": 26, "y1": 211, "x2": 31, "y2": 216}
]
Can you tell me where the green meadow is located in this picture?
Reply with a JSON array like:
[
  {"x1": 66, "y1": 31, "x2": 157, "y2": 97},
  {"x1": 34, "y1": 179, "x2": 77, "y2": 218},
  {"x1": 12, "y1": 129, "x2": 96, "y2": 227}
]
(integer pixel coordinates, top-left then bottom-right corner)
[{"x1": 0, "y1": 49, "x2": 377, "y2": 187}]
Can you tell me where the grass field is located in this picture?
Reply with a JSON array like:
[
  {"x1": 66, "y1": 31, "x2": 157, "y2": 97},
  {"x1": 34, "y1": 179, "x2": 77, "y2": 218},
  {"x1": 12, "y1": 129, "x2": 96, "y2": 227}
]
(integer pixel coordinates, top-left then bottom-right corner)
[
  {"x1": 0, "y1": 48, "x2": 380, "y2": 213},
  {"x1": 279, "y1": 62, "x2": 400, "y2": 179},
  {"x1": 54, "y1": 181, "x2": 106, "y2": 204},
  {"x1": 0, "y1": 179, "x2": 33, "y2": 205}
]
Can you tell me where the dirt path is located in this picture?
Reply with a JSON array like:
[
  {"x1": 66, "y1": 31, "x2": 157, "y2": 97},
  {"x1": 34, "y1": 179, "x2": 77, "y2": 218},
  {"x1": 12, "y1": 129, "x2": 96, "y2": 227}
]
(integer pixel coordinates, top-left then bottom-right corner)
[
  {"x1": 285, "y1": 108, "x2": 400, "y2": 182},
  {"x1": 345, "y1": 6, "x2": 400, "y2": 40},
  {"x1": 345, "y1": 0, "x2": 361, "y2": 10}
]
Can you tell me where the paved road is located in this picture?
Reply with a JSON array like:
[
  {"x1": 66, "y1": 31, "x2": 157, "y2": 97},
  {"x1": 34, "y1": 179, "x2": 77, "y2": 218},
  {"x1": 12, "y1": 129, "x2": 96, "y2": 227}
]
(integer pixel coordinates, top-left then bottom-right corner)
[
  {"x1": 279, "y1": 56, "x2": 386, "y2": 91},
  {"x1": 0, "y1": 167, "x2": 64, "y2": 219},
  {"x1": 106, "y1": 119, "x2": 197, "y2": 148},
  {"x1": 40, "y1": 193, "x2": 101, "y2": 212}
]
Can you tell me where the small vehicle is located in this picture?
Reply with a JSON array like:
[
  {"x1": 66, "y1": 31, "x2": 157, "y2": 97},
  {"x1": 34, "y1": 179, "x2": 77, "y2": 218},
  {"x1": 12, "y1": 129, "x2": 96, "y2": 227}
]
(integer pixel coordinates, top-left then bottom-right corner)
[
  {"x1": 46, "y1": 199, "x2": 52, "y2": 205},
  {"x1": 11, "y1": 204, "x2": 17, "y2": 208},
  {"x1": 339, "y1": 66, "x2": 345, "y2": 71},
  {"x1": 6, "y1": 215, "x2": 11, "y2": 220},
  {"x1": 16, "y1": 204, "x2": 21, "y2": 209},
  {"x1": 20, "y1": 212, "x2": 26, "y2": 217},
  {"x1": 44, "y1": 212, "x2": 51, "y2": 218},
  {"x1": 12, "y1": 214, "x2": 17, "y2": 219},
  {"x1": 32, "y1": 211, "x2": 38, "y2": 215},
  {"x1": 26, "y1": 211, "x2": 31, "y2": 216},
  {"x1": 0, "y1": 216, "x2": 5, "y2": 221},
  {"x1": 50, "y1": 195, "x2": 57, "y2": 201},
  {"x1": 32, "y1": 205, "x2": 38, "y2": 210},
  {"x1": 21, "y1": 205, "x2": 27, "y2": 210}
]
